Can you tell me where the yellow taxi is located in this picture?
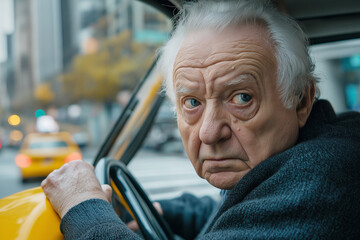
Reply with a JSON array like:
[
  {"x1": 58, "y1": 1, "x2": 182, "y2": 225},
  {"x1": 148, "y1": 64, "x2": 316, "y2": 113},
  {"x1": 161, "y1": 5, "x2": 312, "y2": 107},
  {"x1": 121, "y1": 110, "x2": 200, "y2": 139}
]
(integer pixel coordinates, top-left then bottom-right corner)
[{"x1": 15, "y1": 132, "x2": 82, "y2": 181}]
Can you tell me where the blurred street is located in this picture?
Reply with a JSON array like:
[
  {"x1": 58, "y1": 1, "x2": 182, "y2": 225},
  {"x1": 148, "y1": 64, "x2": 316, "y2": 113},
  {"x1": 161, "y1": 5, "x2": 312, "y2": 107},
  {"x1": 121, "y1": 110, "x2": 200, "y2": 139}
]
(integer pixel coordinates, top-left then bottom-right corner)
[
  {"x1": 0, "y1": 147, "x2": 220, "y2": 201},
  {"x1": 0, "y1": 147, "x2": 40, "y2": 198}
]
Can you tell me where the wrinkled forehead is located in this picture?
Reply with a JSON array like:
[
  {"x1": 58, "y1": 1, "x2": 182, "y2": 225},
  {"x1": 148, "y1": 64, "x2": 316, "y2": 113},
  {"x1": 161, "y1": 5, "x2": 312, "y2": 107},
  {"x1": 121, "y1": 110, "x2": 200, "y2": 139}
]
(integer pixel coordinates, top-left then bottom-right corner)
[{"x1": 173, "y1": 24, "x2": 277, "y2": 79}]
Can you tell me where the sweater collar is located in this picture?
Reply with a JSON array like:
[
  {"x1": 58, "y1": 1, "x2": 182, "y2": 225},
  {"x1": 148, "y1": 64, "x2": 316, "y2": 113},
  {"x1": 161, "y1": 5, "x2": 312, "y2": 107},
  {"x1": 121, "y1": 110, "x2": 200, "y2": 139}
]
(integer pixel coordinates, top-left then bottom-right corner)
[{"x1": 297, "y1": 99, "x2": 336, "y2": 143}]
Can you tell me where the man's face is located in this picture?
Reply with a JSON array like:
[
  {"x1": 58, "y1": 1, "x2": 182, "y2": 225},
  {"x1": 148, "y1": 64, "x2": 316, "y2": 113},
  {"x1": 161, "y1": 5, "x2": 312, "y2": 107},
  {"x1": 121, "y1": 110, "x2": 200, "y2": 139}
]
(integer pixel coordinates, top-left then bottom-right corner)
[{"x1": 173, "y1": 25, "x2": 301, "y2": 189}]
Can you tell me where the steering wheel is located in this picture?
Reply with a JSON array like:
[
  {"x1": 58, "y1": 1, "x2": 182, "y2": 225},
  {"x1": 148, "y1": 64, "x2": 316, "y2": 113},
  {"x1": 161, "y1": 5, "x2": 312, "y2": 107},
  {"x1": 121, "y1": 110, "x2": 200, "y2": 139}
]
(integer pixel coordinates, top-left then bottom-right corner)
[{"x1": 95, "y1": 157, "x2": 174, "y2": 240}]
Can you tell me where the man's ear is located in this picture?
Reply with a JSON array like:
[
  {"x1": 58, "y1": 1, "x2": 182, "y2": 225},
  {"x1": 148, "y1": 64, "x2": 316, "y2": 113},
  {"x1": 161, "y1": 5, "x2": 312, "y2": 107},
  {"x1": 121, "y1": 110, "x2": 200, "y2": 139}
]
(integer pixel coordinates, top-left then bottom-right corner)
[{"x1": 297, "y1": 84, "x2": 315, "y2": 128}]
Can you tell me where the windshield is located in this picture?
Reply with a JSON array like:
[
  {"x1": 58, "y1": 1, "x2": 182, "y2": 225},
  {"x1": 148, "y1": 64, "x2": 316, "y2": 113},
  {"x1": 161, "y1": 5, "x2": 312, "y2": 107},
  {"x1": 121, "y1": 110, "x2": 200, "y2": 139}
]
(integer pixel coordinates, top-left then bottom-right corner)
[{"x1": 29, "y1": 141, "x2": 68, "y2": 149}]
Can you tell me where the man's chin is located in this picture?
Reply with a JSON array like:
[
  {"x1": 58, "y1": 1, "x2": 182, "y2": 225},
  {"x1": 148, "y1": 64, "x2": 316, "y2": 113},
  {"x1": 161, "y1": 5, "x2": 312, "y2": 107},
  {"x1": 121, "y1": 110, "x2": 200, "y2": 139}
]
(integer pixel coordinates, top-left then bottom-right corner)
[{"x1": 205, "y1": 171, "x2": 245, "y2": 190}]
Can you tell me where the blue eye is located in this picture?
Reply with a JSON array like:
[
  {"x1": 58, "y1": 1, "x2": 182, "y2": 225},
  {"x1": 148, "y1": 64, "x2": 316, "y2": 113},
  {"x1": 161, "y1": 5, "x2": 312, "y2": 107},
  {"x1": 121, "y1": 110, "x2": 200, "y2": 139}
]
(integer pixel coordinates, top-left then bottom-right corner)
[
  {"x1": 232, "y1": 93, "x2": 252, "y2": 105},
  {"x1": 184, "y1": 98, "x2": 201, "y2": 109}
]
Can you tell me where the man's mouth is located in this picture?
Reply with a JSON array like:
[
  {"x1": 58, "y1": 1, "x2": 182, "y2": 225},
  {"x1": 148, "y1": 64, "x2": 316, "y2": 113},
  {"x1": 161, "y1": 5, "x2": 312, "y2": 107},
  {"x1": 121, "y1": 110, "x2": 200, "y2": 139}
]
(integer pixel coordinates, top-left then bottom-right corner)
[
  {"x1": 202, "y1": 157, "x2": 247, "y2": 163},
  {"x1": 204, "y1": 158, "x2": 233, "y2": 161}
]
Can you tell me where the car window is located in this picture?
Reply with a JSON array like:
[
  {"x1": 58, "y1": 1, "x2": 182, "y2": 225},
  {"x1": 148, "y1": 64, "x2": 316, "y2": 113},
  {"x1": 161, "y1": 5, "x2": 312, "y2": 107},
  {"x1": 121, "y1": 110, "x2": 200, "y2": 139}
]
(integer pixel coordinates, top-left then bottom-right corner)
[
  {"x1": 0, "y1": 0, "x2": 173, "y2": 197},
  {"x1": 310, "y1": 39, "x2": 360, "y2": 113}
]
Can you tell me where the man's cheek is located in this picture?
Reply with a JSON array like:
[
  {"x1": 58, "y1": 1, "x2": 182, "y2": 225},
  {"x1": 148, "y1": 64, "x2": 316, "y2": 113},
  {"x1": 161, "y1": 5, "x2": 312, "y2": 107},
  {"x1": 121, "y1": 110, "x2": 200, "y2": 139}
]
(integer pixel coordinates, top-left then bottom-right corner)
[
  {"x1": 182, "y1": 130, "x2": 195, "y2": 155},
  {"x1": 183, "y1": 128, "x2": 200, "y2": 159}
]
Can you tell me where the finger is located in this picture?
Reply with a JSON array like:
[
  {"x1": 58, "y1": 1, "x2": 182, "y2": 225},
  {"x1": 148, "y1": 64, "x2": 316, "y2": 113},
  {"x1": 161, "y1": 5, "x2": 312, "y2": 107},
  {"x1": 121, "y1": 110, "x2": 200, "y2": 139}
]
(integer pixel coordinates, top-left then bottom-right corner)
[
  {"x1": 153, "y1": 202, "x2": 163, "y2": 215},
  {"x1": 101, "y1": 184, "x2": 112, "y2": 202},
  {"x1": 126, "y1": 220, "x2": 139, "y2": 232}
]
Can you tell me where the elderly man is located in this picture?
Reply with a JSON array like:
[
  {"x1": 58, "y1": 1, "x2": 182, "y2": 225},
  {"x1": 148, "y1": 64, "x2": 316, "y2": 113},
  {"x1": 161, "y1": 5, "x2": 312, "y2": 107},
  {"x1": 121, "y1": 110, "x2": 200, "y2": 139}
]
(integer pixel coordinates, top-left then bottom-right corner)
[{"x1": 42, "y1": 0, "x2": 360, "y2": 239}]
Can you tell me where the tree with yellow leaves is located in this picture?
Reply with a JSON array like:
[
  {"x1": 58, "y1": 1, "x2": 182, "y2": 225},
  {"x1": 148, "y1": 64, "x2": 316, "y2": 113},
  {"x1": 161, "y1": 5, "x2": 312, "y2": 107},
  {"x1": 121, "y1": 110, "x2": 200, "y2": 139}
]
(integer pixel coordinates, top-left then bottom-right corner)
[{"x1": 58, "y1": 30, "x2": 159, "y2": 104}]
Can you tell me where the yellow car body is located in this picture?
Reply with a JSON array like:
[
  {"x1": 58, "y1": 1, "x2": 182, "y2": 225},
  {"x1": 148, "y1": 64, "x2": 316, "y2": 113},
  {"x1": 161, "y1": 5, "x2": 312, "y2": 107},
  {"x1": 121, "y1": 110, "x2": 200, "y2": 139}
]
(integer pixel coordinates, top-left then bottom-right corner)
[
  {"x1": 0, "y1": 187, "x2": 62, "y2": 240},
  {"x1": 15, "y1": 132, "x2": 82, "y2": 180}
]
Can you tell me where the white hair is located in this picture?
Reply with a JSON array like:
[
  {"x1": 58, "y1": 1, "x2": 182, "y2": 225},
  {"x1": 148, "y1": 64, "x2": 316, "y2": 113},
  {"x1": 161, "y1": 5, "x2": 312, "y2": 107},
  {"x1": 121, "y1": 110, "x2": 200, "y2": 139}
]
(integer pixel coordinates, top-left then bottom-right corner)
[{"x1": 157, "y1": 0, "x2": 319, "y2": 109}]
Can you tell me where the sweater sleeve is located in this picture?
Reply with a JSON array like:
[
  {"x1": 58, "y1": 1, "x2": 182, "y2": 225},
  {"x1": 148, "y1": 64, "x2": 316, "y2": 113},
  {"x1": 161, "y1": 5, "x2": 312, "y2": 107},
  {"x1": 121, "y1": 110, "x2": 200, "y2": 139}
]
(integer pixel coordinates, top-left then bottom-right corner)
[
  {"x1": 158, "y1": 193, "x2": 218, "y2": 240},
  {"x1": 60, "y1": 199, "x2": 142, "y2": 240}
]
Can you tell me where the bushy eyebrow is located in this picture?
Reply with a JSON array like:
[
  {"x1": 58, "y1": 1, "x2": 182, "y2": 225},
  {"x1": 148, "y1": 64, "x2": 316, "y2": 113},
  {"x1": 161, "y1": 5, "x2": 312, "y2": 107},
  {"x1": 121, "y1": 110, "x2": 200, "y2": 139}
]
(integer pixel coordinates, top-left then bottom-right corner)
[
  {"x1": 224, "y1": 74, "x2": 255, "y2": 87},
  {"x1": 175, "y1": 84, "x2": 193, "y2": 96}
]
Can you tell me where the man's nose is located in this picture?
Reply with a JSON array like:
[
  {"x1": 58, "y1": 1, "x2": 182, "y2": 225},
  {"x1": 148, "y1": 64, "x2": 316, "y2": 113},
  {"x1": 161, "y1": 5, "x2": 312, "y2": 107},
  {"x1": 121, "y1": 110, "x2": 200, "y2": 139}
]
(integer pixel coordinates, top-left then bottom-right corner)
[{"x1": 199, "y1": 106, "x2": 232, "y2": 145}]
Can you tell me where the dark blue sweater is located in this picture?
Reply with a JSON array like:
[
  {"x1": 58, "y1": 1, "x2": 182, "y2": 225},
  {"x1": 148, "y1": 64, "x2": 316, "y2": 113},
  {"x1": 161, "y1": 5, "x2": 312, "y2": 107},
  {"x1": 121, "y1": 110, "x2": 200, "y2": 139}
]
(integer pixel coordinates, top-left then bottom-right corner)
[{"x1": 60, "y1": 100, "x2": 360, "y2": 239}]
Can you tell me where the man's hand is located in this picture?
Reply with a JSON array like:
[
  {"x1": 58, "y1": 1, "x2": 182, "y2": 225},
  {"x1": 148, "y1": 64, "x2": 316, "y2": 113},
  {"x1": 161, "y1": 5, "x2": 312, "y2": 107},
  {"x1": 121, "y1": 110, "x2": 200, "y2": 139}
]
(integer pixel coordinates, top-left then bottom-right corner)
[
  {"x1": 127, "y1": 202, "x2": 163, "y2": 231},
  {"x1": 41, "y1": 160, "x2": 112, "y2": 218}
]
